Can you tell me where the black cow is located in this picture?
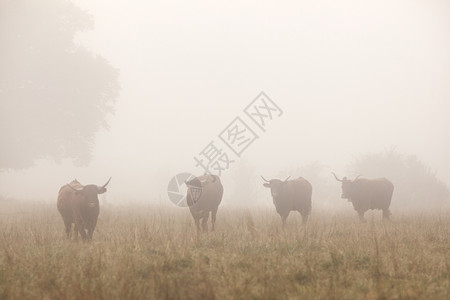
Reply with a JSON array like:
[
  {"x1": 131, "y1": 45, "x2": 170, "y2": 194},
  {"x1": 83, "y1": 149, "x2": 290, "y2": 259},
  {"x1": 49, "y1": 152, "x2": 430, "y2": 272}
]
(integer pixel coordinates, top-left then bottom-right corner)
[
  {"x1": 57, "y1": 178, "x2": 111, "y2": 241},
  {"x1": 262, "y1": 176, "x2": 312, "y2": 226},
  {"x1": 332, "y1": 172, "x2": 394, "y2": 221},
  {"x1": 185, "y1": 174, "x2": 223, "y2": 233}
]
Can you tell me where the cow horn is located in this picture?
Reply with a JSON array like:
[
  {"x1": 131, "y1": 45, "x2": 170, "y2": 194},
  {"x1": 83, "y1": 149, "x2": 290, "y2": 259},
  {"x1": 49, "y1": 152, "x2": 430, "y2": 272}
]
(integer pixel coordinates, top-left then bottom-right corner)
[
  {"x1": 67, "y1": 184, "x2": 83, "y2": 192},
  {"x1": 261, "y1": 176, "x2": 270, "y2": 182},
  {"x1": 284, "y1": 176, "x2": 291, "y2": 182},
  {"x1": 353, "y1": 175, "x2": 362, "y2": 181},
  {"x1": 101, "y1": 177, "x2": 112, "y2": 188},
  {"x1": 331, "y1": 172, "x2": 343, "y2": 182}
]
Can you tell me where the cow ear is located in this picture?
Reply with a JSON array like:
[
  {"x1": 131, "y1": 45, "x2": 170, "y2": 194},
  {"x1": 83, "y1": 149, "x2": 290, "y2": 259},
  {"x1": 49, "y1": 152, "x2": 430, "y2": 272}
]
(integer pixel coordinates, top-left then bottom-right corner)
[
  {"x1": 263, "y1": 183, "x2": 271, "y2": 188},
  {"x1": 97, "y1": 187, "x2": 107, "y2": 194}
]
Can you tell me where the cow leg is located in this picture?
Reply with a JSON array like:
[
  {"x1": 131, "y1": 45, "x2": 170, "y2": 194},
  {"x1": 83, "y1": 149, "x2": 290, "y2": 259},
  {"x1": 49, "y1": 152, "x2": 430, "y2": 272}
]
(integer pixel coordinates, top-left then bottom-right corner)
[
  {"x1": 211, "y1": 208, "x2": 218, "y2": 232},
  {"x1": 87, "y1": 219, "x2": 97, "y2": 241},
  {"x1": 281, "y1": 214, "x2": 288, "y2": 227},
  {"x1": 358, "y1": 212, "x2": 366, "y2": 223},
  {"x1": 87, "y1": 226, "x2": 92, "y2": 241},
  {"x1": 201, "y1": 212, "x2": 209, "y2": 232},
  {"x1": 382, "y1": 209, "x2": 391, "y2": 220},
  {"x1": 81, "y1": 228, "x2": 89, "y2": 242},
  {"x1": 73, "y1": 223, "x2": 79, "y2": 241},
  {"x1": 194, "y1": 217, "x2": 201, "y2": 233},
  {"x1": 75, "y1": 220, "x2": 88, "y2": 241},
  {"x1": 64, "y1": 220, "x2": 72, "y2": 239},
  {"x1": 299, "y1": 210, "x2": 309, "y2": 224}
]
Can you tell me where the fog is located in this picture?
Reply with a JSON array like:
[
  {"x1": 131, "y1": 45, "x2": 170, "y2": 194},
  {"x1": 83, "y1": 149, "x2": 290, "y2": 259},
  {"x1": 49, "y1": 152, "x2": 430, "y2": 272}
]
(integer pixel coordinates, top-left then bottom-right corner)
[{"x1": 1, "y1": 0, "x2": 449, "y2": 209}]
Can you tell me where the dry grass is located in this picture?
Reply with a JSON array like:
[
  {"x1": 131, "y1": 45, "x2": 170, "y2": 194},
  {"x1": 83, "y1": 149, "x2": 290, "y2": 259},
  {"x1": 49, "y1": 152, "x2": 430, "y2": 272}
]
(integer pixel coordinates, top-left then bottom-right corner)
[{"x1": 0, "y1": 201, "x2": 449, "y2": 299}]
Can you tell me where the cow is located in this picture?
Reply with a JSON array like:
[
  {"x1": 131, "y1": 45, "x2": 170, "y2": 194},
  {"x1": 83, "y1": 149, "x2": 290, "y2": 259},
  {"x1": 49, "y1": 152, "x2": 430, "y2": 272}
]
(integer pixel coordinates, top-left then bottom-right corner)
[
  {"x1": 57, "y1": 178, "x2": 111, "y2": 241},
  {"x1": 332, "y1": 172, "x2": 394, "y2": 222},
  {"x1": 262, "y1": 176, "x2": 312, "y2": 226},
  {"x1": 185, "y1": 174, "x2": 223, "y2": 233}
]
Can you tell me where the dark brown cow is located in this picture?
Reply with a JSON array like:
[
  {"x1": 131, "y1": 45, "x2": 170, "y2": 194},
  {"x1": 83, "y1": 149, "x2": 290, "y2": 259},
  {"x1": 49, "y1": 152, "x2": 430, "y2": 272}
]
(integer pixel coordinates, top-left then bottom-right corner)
[
  {"x1": 57, "y1": 178, "x2": 111, "y2": 241},
  {"x1": 262, "y1": 176, "x2": 312, "y2": 226},
  {"x1": 185, "y1": 174, "x2": 223, "y2": 233},
  {"x1": 332, "y1": 173, "x2": 394, "y2": 222}
]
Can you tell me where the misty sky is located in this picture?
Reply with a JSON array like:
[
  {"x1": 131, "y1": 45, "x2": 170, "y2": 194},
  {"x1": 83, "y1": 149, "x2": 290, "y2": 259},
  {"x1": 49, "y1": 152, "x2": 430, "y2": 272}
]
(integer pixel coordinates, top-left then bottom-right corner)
[{"x1": 1, "y1": 0, "x2": 449, "y2": 202}]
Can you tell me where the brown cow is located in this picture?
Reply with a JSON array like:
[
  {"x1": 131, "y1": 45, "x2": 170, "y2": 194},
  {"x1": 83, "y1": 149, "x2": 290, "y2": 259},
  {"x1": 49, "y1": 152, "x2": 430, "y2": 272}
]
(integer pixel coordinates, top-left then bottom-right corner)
[
  {"x1": 57, "y1": 178, "x2": 111, "y2": 241},
  {"x1": 332, "y1": 173, "x2": 394, "y2": 222},
  {"x1": 185, "y1": 174, "x2": 223, "y2": 233},
  {"x1": 262, "y1": 176, "x2": 312, "y2": 226}
]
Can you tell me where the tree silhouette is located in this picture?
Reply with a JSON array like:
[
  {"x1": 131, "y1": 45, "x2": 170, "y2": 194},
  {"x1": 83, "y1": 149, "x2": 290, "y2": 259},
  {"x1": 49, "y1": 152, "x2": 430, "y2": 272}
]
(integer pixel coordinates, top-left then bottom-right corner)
[{"x1": 0, "y1": 0, "x2": 119, "y2": 170}]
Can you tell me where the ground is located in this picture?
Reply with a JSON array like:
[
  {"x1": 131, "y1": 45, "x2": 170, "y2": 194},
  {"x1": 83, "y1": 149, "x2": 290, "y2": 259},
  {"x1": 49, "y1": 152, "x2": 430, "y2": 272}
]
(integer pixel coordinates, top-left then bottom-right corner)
[{"x1": 0, "y1": 201, "x2": 449, "y2": 299}]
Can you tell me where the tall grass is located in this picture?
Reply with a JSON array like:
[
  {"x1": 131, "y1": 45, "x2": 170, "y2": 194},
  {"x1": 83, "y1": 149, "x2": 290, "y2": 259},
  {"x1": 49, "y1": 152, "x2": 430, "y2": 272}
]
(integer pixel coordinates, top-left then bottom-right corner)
[{"x1": 0, "y1": 201, "x2": 449, "y2": 299}]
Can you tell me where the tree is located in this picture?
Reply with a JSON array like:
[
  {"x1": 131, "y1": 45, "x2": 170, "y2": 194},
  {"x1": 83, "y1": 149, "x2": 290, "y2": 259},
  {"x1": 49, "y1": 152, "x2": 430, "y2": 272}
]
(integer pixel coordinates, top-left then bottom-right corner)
[
  {"x1": 0, "y1": 0, "x2": 119, "y2": 170},
  {"x1": 349, "y1": 148, "x2": 450, "y2": 209}
]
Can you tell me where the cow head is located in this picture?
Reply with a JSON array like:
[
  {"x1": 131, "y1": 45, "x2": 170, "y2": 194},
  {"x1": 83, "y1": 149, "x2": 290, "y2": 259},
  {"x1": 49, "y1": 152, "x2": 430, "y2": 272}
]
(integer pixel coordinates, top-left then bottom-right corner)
[
  {"x1": 185, "y1": 174, "x2": 219, "y2": 188},
  {"x1": 67, "y1": 177, "x2": 111, "y2": 207},
  {"x1": 184, "y1": 176, "x2": 206, "y2": 205},
  {"x1": 332, "y1": 172, "x2": 361, "y2": 199},
  {"x1": 261, "y1": 176, "x2": 291, "y2": 198},
  {"x1": 185, "y1": 177, "x2": 204, "y2": 188}
]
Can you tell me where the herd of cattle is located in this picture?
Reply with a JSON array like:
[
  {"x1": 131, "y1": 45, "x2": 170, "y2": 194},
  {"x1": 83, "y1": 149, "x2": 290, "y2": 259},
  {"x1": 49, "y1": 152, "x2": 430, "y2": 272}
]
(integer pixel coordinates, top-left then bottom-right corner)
[{"x1": 57, "y1": 174, "x2": 394, "y2": 240}]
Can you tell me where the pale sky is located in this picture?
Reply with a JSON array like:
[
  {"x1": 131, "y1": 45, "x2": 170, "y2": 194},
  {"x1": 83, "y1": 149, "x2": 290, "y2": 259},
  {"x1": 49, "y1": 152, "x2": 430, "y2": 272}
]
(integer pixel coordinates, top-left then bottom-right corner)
[{"x1": 1, "y1": 0, "x2": 449, "y2": 203}]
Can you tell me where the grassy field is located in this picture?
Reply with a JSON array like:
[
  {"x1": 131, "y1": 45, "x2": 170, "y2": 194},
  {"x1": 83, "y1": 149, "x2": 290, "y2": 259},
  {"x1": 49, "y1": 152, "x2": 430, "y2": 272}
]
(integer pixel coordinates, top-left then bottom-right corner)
[{"x1": 0, "y1": 201, "x2": 449, "y2": 299}]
